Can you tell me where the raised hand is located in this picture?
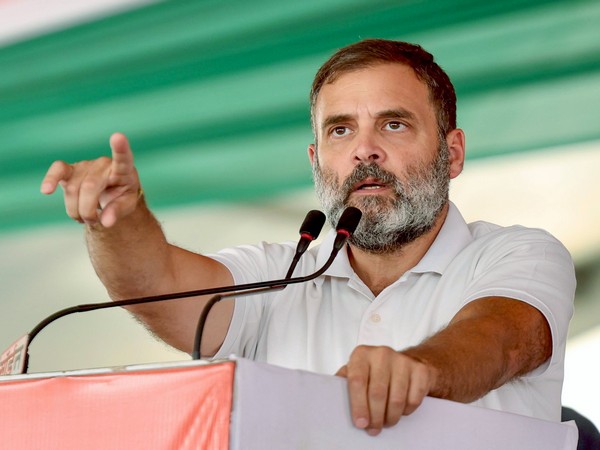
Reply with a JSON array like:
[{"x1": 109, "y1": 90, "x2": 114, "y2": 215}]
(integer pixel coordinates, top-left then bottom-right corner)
[{"x1": 41, "y1": 133, "x2": 141, "y2": 228}]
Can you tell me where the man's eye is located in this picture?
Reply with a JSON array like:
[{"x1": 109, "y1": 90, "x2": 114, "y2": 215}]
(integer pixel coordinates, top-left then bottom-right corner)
[
  {"x1": 385, "y1": 121, "x2": 406, "y2": 131},
  {"x1": 331, "y1": 126, "x2": 350, "y2": 136}
]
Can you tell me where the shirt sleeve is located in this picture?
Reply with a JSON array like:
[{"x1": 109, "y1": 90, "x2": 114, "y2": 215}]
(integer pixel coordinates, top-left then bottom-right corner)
[
  {"x1": 207, "y1": 241, "x2": 295, "y2": 360},
  {"x1": 462, "y1": 225, "x2": 576, "y2": 378}
]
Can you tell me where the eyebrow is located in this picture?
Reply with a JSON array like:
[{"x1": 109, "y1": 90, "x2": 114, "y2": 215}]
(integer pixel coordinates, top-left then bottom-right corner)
[
  {"x1": 320, "y1": 108, "x2": 417, "y2": 133},
  {"x1": 320, "y1": 114, "x2": 353, "y2": 133},
  {"x1": 375, "y1": 108, "x2": 417, "y2": 122}
]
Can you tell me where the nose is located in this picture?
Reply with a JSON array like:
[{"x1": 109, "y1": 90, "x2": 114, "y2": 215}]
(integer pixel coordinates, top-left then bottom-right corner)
[{"x1": 353, "y1": 130, "x2": 386, "y2": 164}]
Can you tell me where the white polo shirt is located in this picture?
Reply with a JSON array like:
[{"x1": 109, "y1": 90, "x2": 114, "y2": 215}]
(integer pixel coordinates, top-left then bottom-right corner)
[{"x1": 211, "y1": 202, "x2": 576, "y2": 421}]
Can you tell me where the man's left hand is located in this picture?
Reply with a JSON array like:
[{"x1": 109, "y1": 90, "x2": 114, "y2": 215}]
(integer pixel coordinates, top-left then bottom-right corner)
[{"x1": 336, "y1": 345, "x2": 437, "y2": 436}]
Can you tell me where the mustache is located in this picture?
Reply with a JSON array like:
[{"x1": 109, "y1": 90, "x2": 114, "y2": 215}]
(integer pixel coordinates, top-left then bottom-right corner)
[{"x1": 340, "y1": 163, "x2": 401, "y2": 200}]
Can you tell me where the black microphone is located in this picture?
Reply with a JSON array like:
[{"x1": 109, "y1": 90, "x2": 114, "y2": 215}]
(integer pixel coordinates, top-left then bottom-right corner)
[
  {"x1": 286, "y1": 210, "x2": 326, "y2": 279},
  {"x1": 333, "y1": 205, "x2": 362, "y2": 250},
  {"x1": 191, "y1": 206, "x2": 361, "y2": 359},
  {"x1": 7, "y1": 209, "x2": 340, "y2": 374}
]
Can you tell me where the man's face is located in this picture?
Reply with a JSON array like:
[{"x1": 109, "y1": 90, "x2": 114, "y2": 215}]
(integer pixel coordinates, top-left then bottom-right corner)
[{"x1": 309, "y1": 63, "x2": 461, "y2": 253}]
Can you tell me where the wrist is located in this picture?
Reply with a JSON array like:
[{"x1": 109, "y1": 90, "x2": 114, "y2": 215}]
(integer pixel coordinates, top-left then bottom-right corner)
[{"x1": 401, "y1": 348, "x2": 443, "y2": 397}]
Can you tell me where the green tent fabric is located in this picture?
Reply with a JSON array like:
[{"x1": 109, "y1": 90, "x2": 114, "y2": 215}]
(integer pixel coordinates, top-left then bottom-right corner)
[{"x1": 1, "y1": 0, "x2": 599, "y2": 231}]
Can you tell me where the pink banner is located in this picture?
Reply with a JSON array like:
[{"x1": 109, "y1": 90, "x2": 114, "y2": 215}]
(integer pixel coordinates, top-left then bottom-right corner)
[{"x1": 0, "y1": 362, "x2": 234, "y2": 449}]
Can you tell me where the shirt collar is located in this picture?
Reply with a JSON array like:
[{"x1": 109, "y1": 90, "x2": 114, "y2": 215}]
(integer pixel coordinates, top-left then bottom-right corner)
[
  {"x1": 410, "y1": 201, "x2": 473, "y2": 275},
  {"x1": 313, "y1": 202, "x2": 473, "y2": 284},
  {"x1": 313, "y1": 229, "x2": 354, "y2": 286}
]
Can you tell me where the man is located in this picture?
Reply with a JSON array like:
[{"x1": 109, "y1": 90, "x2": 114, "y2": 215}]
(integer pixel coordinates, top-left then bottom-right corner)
[{"x1": 40, "y1": 39, "x2": 575, "y2": 436}]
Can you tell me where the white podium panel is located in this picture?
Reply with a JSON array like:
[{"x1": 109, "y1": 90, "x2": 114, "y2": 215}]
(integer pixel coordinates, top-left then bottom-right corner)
[{"x1": 231, "y1": 357, "x2": 578, "y2": 450}]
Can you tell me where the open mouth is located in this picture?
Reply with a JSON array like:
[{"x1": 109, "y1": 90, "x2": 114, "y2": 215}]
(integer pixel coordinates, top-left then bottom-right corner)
[
  {"x1": 358, "y1": 184, "x2": 385, "y2": 190},
  {"x1": 353, "y1": 178, "x2": 388, "y2": 192}
]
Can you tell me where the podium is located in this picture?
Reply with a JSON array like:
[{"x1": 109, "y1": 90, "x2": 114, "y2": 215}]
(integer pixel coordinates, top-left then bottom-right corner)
[{"x1": 0, "y1": 357, "x2": 578, "y2": 449}]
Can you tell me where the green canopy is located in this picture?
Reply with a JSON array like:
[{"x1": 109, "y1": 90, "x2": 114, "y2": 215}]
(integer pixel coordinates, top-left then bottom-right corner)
[{"x1": 1, "y1": 0, "x2": 599, "y2": 231}]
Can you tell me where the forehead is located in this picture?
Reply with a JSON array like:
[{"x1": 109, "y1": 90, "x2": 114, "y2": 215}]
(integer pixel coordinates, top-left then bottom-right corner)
[{"x1": 314, "y1": 63, "x2": 434, "y2": 123}]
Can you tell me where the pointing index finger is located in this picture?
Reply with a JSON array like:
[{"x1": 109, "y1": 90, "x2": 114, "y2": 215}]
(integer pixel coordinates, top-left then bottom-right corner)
[{"x1": 109, "y1": 132, "x2": 135, "y2": 177}]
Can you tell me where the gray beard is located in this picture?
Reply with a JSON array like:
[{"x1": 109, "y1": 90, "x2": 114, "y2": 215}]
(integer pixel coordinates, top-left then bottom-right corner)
[{"x1": 312, "y1": 143, "x2": 450, "y2": 254}]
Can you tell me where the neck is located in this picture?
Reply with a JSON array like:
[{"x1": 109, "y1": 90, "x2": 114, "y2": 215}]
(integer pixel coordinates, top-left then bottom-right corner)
[{"x1": 347, "y1": 203, "x2": 448, "y2": 296}]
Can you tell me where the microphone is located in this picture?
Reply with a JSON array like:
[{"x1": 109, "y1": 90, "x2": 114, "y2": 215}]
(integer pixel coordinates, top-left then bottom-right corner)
[
  {"x1": 2, "y1": 209, "x2": 351, "y2": 375},
  {"x1": 286, "y1": 210, "x2": 326, "y2": 278},
  {"x1": 333, "y1": 205, "x2": 362, "y2": 250},
  {"x1": 191, "y1": 206, "x2": 361, "y2": 359}
]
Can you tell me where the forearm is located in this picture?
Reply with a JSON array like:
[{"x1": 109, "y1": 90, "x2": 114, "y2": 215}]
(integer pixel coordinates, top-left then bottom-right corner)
[
  {"x1": 402, "y1": 297, "x2": 552, "y2": 403},
  {"x1": 403, "y1": 317, "x2": 512, "y2": 402},
  {"x1": 86, "y1": 197, "x2": 234, "y2": 354},
  {"x1": 86, "y1": 198, "x2": 174, "y2": 299}
]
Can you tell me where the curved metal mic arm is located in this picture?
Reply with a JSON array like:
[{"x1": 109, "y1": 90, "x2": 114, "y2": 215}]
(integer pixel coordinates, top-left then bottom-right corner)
[
  {"x1": 19, "y1": 208, "x2": 359, "y2": 375},
  {"x1": 21, "y1": 263, "x2": 321, "y2": 374},
  {"x1": 26, "y1": 210, "x2": 328, "y2": 351}
]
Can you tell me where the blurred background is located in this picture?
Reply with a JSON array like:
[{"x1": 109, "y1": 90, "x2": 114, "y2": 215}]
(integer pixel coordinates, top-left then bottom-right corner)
[{"x1": 1, "y1": 0, "x2": 598, "y2": 426}]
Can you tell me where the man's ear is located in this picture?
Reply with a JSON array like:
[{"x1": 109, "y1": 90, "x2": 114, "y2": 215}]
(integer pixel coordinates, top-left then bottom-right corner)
[
  {"x1": 446, "y1": 129, "x2": 466, "y2": 179},
  {"x1": 308, "y1": 144, "x2": 317, "y2": 165}
]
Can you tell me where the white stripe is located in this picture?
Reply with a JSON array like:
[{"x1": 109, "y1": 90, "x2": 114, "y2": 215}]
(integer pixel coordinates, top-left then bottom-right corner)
[{"x1": 0, "y1": 0, "x2": 159, "y2": 46}]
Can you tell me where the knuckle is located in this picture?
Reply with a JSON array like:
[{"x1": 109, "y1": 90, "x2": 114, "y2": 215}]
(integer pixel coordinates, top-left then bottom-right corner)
[
  {"x1": 96, "y1": 156, "x2": 112, "y2": 165},
  {"x1": 369, "y1": 382, "x2": 388, "y2": 402},
  {"x1": 80, "y1": 179, "x2": 99, "y2": 192},
  {"x1": 388, "y1": 393, "x2": 406, "y2": 412},
  {"x1": 64, "y1": 206, "x2": 81, "y2": 222},
  {"x1": 63, "y1": 182, "x2": 79, "y2": 196},
  {"x1": 351, "y1": 344, "x2": 393, "y2": 361},
  {"x1": 375, "y1": 345, "x2": 394, "y2": 359},
  {"x1": 64, "y1": 207, "x2": 77, "y2": 218},
  {"x1": 347, "y1": 372, "x2": 368, "y2": 388},
  {"x1": 48, "y1": 160, "x2": 66, "y2": 171},
  {"x1": 404, "y1": 398, "x2": 424, "y2": 416},
  {"x1": 406, "y1": 394, "x2": 424, "y2": 410},
  {"x1": 351, "y1": 345, "x2": 369, "y2": 357},
  {"x1": 415, "y1": 379, "x2": 430, "y2": 396}
]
